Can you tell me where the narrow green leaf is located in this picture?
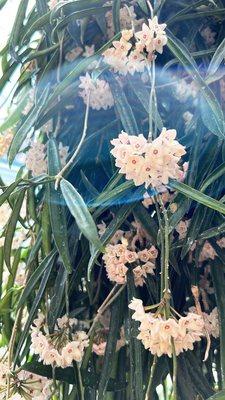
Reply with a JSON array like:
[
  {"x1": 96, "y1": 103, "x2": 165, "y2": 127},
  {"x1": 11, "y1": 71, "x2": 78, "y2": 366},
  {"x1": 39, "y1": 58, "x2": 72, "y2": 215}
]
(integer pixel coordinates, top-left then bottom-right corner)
[
  {"x1": 17, "y1": 249, "x2": 57, "y2": 310},
  {"x1": 47, "y1": 264, "x2": 67, "y2": 331},
  {"x1": 211, "y1": 261, "x2": 225, "y2": 388},
  {"x1": 127, "y1": 271, "x2": 144, "y2": 400},
  {"x1": 207, "y1": 390, "x2": 225, "y2": 400},
  {"x1": 167, "y1": 32, "x2": 225, "y2": 139},
  {"x1": 8, "y1": 0, "x2": 29, "y2": 60},
  {"x1": 98, "y1": 292, "x2": 123, "y2": 397},
  {"x1": 4, "y1": 189, "x2": 25, "y2": 271},
  {"x1": 60, "y1": 179, "x2": 102, "y2": 249},
  {"x1": 169, "y1": 180, "x2": 225, "y2": 215},
  {"x1": 47, "y1": 140, "x2": 72, "y2": 274},
  {"x1": 198, "y1": 222, "x2": 225, "y2": 241},
  {"x1": 112, "y1": 0, "x2": 121, "y2": 34},
  {"x1": 21, "y1": 11, "x2": 51, "y2": 43},
  {"x1": 200, "y1": 162, "x2": 225, "y2": 192},
  {"x1": 0, "y1": 180, "x2": 21, "y2": 207},
  {"x1": 8, "y1": 88, "x2": 49, "y2": 165},
  {"x1": 207, "y1": 37, "x2": 225, "y2": 78},
  {"x1": 110, "y1": 74, "x2": 138, "y2": 134}
]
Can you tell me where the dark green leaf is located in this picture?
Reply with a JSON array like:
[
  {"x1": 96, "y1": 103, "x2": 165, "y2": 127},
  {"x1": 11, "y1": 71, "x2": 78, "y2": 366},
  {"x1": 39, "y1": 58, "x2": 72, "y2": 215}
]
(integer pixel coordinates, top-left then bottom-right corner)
[
  {"x1": 169, "y1": 181, "x2": 225, "y2": 215},
  {"x1": 17, "y1": 249, "x2": 57, "y2": 310},
  {"x1": 47, "y1": 140, "x2": 72, "y2": 274},
  {"x1": 4, "y1": 189, "x2": 25, "y2": 271}
]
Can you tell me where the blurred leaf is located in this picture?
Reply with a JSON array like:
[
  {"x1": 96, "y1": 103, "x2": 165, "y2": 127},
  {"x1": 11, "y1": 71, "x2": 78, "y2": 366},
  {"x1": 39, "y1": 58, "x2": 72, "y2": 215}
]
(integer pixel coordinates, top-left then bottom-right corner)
[
  {"x1": 98, "y1": 292, "x2": 123, "y2": 397},
  {"x1": 21, "y1": 11, "x2": 51, "y2": 43},
  {"x1": 110, "y1": 74, "x2": 138, "y2": 134},
  {"x1": 8, "y1": 0, "x2": 29, "y2": 60},
  {"x1": 14, "y1": 256, "x2": 55, "y2": 365},
  {"x1": 207, "y1": 390, "x2": 225, "y2": 399},
  {"x1": 47, "y1": 264, "x2": 67, "y2": 331},
  {"x1": 167, "y1": 32, "x2": 225, "y2": 139},
  {"x1": 169, "y1": 181, "x2": 225, "y2": 215},
  {"x1": 207, "y1": 37, "x2": 225, "y2": 78},
  {"x1": 0, "y1": 180, "x2": 22, "y2": 207},
  {"x1": 47, "y1": 140, "x2": 72, "y2": 274},
  {"x1": 200, "y1": 162, "x2": 225, "y2": 192},
  {"x1": 113, "y1": 0, "x2": 121, "y2": 34},
  {"x1": 127, "y1": 271, "x2": 144, "y2": 400},
  {"x1": 23, "y1": 360, "x2": 127, "y2": 389},
  {"x1": 211, "y1": 261, "x2": 225, "y2": 388},
  {"x1": 17, "y1": 249, "x2": 57, "y2": 310},
  {"x1": 4, "y1": 189, "x2": 25, "y2": 272},
  {"x1": 198, "y1": 222, "x2": 225, "y2": 241},
  {"x1": 8, "y1": 87, "x2": 49, "y2": 165}
]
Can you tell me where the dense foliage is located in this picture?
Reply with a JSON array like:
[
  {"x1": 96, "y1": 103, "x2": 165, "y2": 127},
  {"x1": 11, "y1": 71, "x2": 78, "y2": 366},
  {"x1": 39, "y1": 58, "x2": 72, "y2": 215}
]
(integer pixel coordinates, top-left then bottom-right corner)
[{"x1": 0, "y1": 0, "x2": 225, "y2": 399}]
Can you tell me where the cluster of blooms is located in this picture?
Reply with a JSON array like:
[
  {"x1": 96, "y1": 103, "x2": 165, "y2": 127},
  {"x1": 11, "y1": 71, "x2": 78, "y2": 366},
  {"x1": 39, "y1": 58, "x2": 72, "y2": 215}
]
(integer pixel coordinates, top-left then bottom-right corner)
[
  {"x1": 105, "y1": 5, "x2": 142, "y2": 39},
  {"x1": 93, "y1": 327, "x2": 125, "y2": 356},
  {"x1": 175, "y1": 219, "x2": 190, "y2": 240},
  {"x1": 142, "y1": 190, "x2": 176, "y2": 209},
  {"x1": 175, "y1": 79, "x2": 199, "y2": 103},
  {"x1": 0, "y1": 130, "x2": 13, "y2": 158},
  {"x1": 25, "y1": 141, "x2": 69, "y2": 176},
  {"x1": 65, "y1": 45, "x2": 95, "y2": 63},
  {"x1": 200, "y1": 26, "x2": 216, "y2": 46},
  {"x1": 103, "y1": 237, "x2": 158, "y2": 286},
  {"x1": 31, "y1": 313, "x2": 89, "y2": 368},
  {"x1": 0, "y1": 351, "x2": 51, "y2": 400},
  {"x1": 111, "y1": 129, "x2": 186, "y2": 189},
  {"x1": 189, "y1": 306, "x2": 219, "y2": 339},
  {"x1": 103, "y1": 17, "x2": 167, "y2": 75},
  {"x1": 183, "y1": 111, "x2": 194, "y2": 126},
  {"x1": 199, "y1": 241, "x2": 217, "y2": 263},
  {"x1": 79, "y1": 73, "x2": 114, "y2": 110},
  {"x1": 129, "y1": 298, "x2": 205, "y2": 357}
]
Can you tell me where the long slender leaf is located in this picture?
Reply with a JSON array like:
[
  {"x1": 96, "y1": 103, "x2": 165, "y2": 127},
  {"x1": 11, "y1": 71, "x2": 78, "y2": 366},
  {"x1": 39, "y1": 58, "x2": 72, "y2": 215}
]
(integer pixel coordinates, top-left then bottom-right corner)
[
  {"x1": 4, "y1": 189, "x2": 25, "y2": 271},
  {"x1": 17, "y1": 249, "x2": 57, "y2": 310},
  {"x1": 47, "y1": 140, "x2": 72, "y2": 274},
  {"x1": 169, "y1": 180, "x2": 225, "y2": 215}
]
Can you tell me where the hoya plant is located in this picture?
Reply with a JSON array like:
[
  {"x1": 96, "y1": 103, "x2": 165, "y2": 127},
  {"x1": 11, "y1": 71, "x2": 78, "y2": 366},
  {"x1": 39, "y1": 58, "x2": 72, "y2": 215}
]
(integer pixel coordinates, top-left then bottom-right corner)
[{"x1": 0, "y1": 0, "x2": 225, "y2": 399}]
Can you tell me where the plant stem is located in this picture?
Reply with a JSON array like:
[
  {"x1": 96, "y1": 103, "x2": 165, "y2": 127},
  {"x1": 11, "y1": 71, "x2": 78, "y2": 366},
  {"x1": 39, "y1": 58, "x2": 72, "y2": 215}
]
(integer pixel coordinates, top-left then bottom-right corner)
[
  {"x1": 7, "y1": 307, "x2": 23, "y2": 398},
  {"x1": 148, "y1": 59, "x2": 156, "y2": 141},
  {"x1": 145, "y1": 355, "x2": 157, "y2": 400},
  {"x1": 88, "y1": 284, "x2": 126, "y2": 336},
  {"x1": 55, "y1": 90, "x2": 90, "y2": 189}
]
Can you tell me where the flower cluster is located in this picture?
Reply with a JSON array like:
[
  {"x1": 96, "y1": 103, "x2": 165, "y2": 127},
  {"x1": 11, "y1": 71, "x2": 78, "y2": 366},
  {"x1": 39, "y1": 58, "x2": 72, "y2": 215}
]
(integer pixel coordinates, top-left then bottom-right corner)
[
  {"x1": 199, "y1": 241, "x2": 217, "y2": 262},
  {"x1": 25, "y1": 141, "x2": 69, "y2": 176},
  {"x1": 189, "y1": 307, "x2": 219, "y2": 339},
  {"x1": 25, "y1": 142, "x2": 47, "y2": 176},
  {"x1": 175, "y1": 79, "x2": 199, "y2": 102},
  {"x1": 0, "y1": 130, "x2": 13, "y2": 158},
  {"x1": 103, "y1": 237, "x2": 158, "y2": 286},
  {"x1": 105, "y1": 6, "x2": 142, "y2": 38},
  {"x1": 129, "y1": 298, "x2": 205, "y2": 357},
  {"x1": 93, "y1": 327, "x2": 125, "y2": 356},
  {"x1": 175, "y1": 219, "x2": 190, "y2": 240},
  {"x1": 0, "y1": 355, "x2": 51, "y2": 400},
  {"x1": 31, "y1": 313, "x2": 89, "y2": 368},
  {"x1": 79, "y1": 73, "x2": 114, "y2": 110},
  {"x1": 111, "y1": 128, "x2": 186, "y2": 189},
  {"x1": 103, "y1": 17, "x2": 167, "y2": 75}
]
